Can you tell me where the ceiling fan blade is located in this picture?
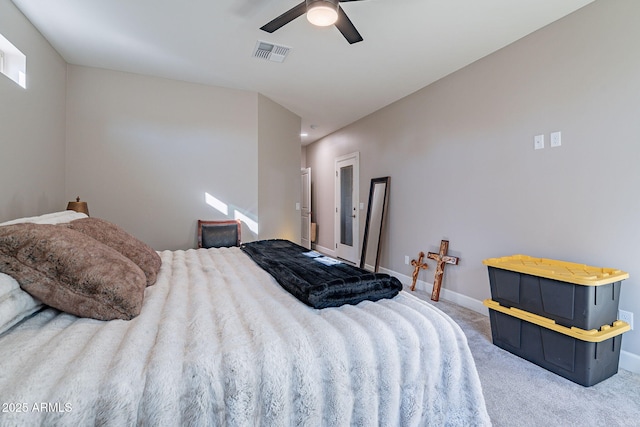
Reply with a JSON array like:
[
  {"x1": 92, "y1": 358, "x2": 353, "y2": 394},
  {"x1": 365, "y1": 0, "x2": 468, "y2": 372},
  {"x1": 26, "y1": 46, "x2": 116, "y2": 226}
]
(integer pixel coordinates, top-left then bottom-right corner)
[
  {"x1": 260, "y1": 1, "x2": 307, "y2": 33},
  {"x1": 335, "y1": 6, "x2": 363, "y2": 44}
]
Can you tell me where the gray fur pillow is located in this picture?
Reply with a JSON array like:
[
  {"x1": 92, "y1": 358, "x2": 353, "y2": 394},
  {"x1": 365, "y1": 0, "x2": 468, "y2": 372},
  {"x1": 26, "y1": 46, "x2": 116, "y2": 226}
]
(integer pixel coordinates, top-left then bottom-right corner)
[
  {"x1": 0, "y1": 223, "x2": 146, "y2": 321},
  {"x1": 68, "y1": 217, "x2": 161, "y2": 287}
]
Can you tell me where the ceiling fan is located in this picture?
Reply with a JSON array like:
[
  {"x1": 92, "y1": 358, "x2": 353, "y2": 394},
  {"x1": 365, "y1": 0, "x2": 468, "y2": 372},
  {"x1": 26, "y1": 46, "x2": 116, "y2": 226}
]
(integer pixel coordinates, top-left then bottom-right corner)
[{"x1": 260, "y1": 0, "x2": 366, "y2": 44}]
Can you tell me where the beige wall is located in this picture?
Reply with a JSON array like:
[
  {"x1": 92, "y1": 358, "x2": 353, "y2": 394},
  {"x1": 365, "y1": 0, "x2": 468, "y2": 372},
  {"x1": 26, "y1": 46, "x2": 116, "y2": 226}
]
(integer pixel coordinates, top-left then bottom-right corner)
[
  {"x1": 306, "y1": 0, "x2": 640, "y2": 360},
  {"x1": 257, "y1": 94, "x2": 302, "y2": 242},
  {"x1": 66, "y1": 66, "x2": 299, "y2": 250},
  {"x1": 300, "y1": 145, "x2": 307, "y2": 169},
  {"x1": 0, "y1": 1, "x2": 67, "y2": 221}
]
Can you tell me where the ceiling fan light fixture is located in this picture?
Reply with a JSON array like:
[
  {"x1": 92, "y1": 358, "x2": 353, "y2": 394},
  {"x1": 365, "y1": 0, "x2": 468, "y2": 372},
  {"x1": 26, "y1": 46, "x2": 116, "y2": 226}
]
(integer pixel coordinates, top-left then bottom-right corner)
[{"x1": 306, "y1": 1, "x2": 339, "y2": 27}]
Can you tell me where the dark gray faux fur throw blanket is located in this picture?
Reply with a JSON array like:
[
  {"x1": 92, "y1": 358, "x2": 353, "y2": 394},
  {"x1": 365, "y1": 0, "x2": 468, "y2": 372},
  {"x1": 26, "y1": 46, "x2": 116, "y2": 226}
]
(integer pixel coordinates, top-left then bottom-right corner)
[{"x1": 241, "y1": 239, "x2": 402, "y2": 309}]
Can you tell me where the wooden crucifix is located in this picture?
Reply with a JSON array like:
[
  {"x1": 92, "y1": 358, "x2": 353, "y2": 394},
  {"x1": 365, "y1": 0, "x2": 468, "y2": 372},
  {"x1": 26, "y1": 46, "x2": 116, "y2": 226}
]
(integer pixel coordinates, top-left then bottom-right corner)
[
  {"x1": 410, "y1": 252, "x2": 428, "y2": 291},
  {"x1": 427, "y1": 240, "x2": 459, "y2": 301}
]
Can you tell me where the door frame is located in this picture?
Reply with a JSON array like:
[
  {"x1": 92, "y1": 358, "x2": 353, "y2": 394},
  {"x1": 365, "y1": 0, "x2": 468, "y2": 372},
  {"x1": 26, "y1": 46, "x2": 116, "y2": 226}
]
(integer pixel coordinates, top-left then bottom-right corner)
[{"x1": 334, "y1": 152, "x2": 359, "y2": 263}]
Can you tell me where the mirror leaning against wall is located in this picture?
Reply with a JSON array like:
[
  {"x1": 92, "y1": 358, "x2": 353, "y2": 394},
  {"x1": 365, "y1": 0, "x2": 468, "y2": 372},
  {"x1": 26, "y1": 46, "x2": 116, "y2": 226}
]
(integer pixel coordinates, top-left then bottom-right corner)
[{"x1": 360, "y1": 176, "x2": 390, "y2": 272}]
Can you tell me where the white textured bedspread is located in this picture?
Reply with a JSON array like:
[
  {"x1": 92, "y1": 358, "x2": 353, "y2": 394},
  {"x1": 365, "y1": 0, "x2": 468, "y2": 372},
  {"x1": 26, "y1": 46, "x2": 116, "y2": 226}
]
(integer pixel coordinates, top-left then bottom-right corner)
[{"x1": 0, "y1": 247, "x2": 490, "y2": 426}]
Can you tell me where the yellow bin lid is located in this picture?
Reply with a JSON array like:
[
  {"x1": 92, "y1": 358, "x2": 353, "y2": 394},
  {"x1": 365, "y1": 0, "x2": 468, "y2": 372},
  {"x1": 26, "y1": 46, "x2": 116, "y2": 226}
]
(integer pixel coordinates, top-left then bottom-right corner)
[
  {"x1": 484, "y1": 299, "x2": 630, "y2": 342},
  {"x1": 482, "y1": 254, "x2": 629, "y2": 286}
]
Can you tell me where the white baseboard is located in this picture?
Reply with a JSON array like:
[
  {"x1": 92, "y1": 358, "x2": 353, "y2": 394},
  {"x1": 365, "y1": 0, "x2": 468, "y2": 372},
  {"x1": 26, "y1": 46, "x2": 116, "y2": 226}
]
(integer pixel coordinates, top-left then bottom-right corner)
[
  {"x1": 313, "y1": 244, "x2": 336, "y2": 258},
  {"x1": 380, "y1": 266, "x2": 639, "y2": 375},
  {"x1": 379, "y1": 267, "x2": 488, "y2": 316},
  {"x1": 312, "y1": 245, "x2": 360, "y2": 267},
  {"x1": 620, "y1": 350, "x2": 640, "y2": 375}
]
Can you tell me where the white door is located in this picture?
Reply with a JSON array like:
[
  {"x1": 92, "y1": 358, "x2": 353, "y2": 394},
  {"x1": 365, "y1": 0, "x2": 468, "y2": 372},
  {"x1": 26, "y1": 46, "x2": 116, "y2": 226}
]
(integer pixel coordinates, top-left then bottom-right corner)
[
  {"x1": 301, "y1": 167, "x2": 312, "y2": 249},
  {"x1": 335, "y1": 152, "x2": 359, "y2": 263}
]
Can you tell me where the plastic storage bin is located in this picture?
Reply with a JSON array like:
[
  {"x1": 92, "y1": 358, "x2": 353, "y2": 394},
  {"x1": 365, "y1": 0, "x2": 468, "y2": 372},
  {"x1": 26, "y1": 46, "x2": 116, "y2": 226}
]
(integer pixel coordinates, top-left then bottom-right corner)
[
  {"x1": 484, "y1": 299, "x2": 630, "y2": 386},
  {"x1": 483, "y1": 255, "x2": 628, "y2": 330}
]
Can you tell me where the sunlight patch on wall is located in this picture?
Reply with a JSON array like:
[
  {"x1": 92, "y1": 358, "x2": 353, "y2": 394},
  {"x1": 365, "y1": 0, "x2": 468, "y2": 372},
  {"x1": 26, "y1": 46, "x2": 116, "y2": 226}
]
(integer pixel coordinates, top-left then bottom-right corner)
[
  {"x1": 205, "y1": 192, "x2": 259, "y2": 235},
  {"x1": 234, "y1": 210, "x2": 259, "y2": 235},
  {"x1": 0, "y1": 33, "x2": 27, "y2": 88},
  {"x1": 205, "y1": 192, "x2": 228, "y2": 215}
]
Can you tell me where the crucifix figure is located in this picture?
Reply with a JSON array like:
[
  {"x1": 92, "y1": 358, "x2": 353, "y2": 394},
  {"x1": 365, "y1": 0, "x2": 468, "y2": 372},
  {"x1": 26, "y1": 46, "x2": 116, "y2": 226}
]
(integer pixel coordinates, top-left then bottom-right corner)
[
  {"x1": 427, "y1": 240, "x2": 459, "y2": 301},
  {"x1": 410, "y1": 252, "x2": 428, "y2": 291}
]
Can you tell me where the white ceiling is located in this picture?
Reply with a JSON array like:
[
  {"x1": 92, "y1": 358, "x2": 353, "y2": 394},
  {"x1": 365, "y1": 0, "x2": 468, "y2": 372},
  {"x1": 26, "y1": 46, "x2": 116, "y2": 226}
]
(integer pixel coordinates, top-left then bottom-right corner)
[{"x1": 12, "y1": 0, "x2": 594, "y2": 144}]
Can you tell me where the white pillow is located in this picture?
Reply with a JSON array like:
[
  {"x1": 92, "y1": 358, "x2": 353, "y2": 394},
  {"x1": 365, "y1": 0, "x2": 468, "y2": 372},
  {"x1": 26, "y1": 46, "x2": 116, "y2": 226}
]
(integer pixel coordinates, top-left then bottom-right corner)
[
  {"x1": 0, "y1": 210, "x2": 88, "y2": 226},
  {"x1": 0, "y1": 273, "x2": 42, "y2": 335}
]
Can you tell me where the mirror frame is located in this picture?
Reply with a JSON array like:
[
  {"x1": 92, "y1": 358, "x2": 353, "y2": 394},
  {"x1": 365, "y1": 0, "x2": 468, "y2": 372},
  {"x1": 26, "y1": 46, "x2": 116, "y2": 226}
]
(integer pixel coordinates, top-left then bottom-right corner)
[{"x1": 360, "y1": 176, "x2": 390, "y2": 272}]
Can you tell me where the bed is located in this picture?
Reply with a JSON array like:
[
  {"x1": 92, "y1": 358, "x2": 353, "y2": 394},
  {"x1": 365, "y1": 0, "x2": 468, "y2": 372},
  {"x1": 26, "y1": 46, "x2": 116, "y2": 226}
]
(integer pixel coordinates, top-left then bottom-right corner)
[{"x1": 0, "y1": 211, "x2": 490, "y2": 426}]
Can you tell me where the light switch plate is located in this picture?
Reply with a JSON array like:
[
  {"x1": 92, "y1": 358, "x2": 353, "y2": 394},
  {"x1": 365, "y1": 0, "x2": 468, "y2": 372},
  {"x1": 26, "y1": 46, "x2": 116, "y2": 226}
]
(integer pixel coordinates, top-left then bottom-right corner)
[{"x1": 534, "y1": 134, "x2": 544, "y2": 150}]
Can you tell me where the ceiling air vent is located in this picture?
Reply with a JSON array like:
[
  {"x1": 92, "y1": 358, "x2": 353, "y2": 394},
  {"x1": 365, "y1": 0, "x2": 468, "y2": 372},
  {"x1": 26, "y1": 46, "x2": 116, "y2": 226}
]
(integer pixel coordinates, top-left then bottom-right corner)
[{"x1": 252, "y1": 40, "x2": 291, "y2": 63}]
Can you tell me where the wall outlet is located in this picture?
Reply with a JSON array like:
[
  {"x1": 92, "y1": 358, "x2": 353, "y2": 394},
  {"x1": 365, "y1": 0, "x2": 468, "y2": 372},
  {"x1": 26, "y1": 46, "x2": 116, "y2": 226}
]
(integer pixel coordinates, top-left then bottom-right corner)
[
  {"x1": 619, "y1": 309, "x2": 634, "y2": 330},
  {"x1": 550, "y1": 131, "x2": 562, "y2": 147},
  {"x1": 534, "y1": 134, "x2": 544, "y2": 150},
  {"x1": 405, "y1": 255, "x2": 410, "y2": 265}
]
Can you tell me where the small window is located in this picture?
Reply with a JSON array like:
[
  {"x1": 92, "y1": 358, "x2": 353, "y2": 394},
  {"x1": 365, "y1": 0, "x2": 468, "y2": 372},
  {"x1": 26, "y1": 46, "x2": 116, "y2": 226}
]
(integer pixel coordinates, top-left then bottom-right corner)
[{"x1": 0, "y1": 33, "x2": 27, "y2": 89}]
